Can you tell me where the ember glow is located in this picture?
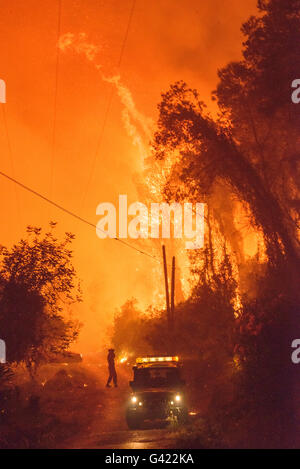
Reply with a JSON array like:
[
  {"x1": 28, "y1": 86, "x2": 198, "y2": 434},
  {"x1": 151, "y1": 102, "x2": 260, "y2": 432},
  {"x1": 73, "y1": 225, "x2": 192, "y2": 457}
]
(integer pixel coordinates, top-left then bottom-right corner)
[{"x1": 119, "y1": 356, "x2": 128, "y2": 364}]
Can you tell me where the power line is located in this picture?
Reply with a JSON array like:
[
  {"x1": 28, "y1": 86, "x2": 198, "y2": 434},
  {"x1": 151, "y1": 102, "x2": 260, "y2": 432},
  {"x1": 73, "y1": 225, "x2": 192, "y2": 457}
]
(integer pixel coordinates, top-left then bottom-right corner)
[
  {"x1": 49, "y1": 0, "x2": 62, "y2": 198},
  {"x1": 81, "y1": 0, "x2": 136, "y2": 211},
  {"x1": 117, "y1": 0, "x2": 136, "y2": 68},
  {"x1": 0, "y1": 169, "x2": 162, "y2": 264}
]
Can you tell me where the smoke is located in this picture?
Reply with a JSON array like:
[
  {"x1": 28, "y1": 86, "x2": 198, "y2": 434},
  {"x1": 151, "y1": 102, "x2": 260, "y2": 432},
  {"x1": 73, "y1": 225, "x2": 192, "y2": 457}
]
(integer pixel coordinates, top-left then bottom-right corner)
[
  {"x1": 58, "y1": 33, "x2": 188, "y2": 311},
  {"x1": 58, "y1": 33, "x2": 152, "y2": 163},
  {"x1": 59, "y1": 32, "x2": 100, "y2": 62}
]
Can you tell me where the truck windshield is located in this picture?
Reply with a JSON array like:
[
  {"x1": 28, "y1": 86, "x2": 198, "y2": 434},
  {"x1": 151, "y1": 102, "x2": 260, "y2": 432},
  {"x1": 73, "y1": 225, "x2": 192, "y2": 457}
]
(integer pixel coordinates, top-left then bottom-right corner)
[{"x1": 133, "y1": 367, "x2": 181, "y2": 387}]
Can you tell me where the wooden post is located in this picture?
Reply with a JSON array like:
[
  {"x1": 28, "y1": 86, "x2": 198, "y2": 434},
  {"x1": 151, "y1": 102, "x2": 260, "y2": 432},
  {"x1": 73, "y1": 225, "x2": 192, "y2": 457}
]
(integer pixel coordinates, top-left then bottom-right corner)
[{"x1": 162, "y1": 245, "x2": 170, "y2": 326}]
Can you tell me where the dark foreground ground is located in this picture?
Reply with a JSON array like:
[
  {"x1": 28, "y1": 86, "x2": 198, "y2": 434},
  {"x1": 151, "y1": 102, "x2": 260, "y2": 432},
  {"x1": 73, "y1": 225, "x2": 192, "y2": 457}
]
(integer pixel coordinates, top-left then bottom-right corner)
[
  {"x1": 58, "y1": 363, "x2": 183, "y2": 449},
  {"x1": 1, "y1": 360, "x2": 297, "y2": 449},
  {"x1": 0, "y1": 361, "x2": 202, "y2": 449}
]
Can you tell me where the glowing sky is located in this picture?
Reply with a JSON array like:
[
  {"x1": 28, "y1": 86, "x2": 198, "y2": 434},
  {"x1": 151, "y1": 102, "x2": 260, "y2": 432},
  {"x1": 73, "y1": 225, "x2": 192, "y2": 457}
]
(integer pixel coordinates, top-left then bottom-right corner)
[{"x1": 0, "y1": 0, "x2": 257, "y2": 352}]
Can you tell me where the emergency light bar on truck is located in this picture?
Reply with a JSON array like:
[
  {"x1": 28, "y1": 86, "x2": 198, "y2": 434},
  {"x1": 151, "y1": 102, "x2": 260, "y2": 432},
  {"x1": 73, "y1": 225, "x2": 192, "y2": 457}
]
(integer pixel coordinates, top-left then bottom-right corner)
[{"x1": 136, "y1": 356, "x2": 179, "y2": 364}]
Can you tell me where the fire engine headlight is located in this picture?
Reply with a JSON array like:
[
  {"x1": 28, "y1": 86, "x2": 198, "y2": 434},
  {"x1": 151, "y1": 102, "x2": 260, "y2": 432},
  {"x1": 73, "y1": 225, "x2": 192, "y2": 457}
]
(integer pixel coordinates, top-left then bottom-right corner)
[
  {"x1": 175, "y1": 394, "x2": 181, "y2": 402},
  {"x1": 131, "y1": 396, "x2": 137, "y2": 404}
]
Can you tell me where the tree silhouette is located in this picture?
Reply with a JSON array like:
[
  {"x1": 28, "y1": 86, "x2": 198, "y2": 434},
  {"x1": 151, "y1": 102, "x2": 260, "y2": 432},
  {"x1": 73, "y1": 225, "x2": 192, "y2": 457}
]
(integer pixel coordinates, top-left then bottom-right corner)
[
  {"x1": 153, "y1": 0, "x2": 300, "y2": 276},
  {"x1": 0, "y1": 223, "x2": 82, "y2": 377},
  {"x1": 149, "y1": 0, "x2": 300, "y2": 445}
]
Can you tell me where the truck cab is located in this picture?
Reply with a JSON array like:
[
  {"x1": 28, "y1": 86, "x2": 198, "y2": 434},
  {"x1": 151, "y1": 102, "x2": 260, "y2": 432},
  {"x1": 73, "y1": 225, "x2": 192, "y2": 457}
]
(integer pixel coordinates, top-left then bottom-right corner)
[{"x1": 126, "y1": 356, "x2": 188, "y2": 429}]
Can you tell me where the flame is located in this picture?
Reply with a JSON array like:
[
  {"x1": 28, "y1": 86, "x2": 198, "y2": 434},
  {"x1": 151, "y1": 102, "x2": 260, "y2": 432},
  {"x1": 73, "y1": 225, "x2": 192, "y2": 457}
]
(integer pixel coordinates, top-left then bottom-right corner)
[{"x1": 58, "y1": 32, "x2": 268, "y2": 323}]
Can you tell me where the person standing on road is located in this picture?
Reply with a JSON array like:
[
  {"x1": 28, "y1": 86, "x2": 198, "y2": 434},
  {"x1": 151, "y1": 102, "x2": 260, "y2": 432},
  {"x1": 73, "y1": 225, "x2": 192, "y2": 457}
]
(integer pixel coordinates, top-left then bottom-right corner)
[{"x1": 106, "y1": 348, "x2": 118, "y2": 388}]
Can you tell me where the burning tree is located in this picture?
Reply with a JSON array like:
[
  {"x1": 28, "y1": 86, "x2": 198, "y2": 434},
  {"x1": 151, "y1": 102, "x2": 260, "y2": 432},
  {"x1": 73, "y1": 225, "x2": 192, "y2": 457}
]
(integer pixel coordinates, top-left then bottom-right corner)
[
  {"x1": 153, "y1": 0, "x2": 300, "y2": 270},
  {"x1": 145, "y1": 0, "x2": 300, "y2": 446},
  {"x1": 153, "y1": 0, "x2": 300, "y2": 327}
]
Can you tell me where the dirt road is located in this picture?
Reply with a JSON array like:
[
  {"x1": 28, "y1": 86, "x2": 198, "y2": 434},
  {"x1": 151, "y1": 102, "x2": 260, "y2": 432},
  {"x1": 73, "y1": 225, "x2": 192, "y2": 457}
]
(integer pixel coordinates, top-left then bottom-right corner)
[{"x1": 61, "y1": 363, "x2": 181, "y2": 449}]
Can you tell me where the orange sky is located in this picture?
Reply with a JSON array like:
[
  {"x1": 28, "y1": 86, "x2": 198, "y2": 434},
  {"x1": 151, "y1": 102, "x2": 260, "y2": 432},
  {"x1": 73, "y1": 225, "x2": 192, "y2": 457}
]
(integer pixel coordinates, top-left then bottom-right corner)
[{"x1": 0, "y1": 0, "x2": 258, "y2": 352}]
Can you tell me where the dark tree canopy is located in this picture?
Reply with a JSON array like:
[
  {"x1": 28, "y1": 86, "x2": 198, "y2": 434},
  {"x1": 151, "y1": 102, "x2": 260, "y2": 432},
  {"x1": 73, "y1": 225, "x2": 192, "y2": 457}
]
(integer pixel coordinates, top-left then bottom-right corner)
[
  {"x1": 153, "y1": 0, "x2": 300, "y2": 272},
  {"x1": 0, "y1": 224, "x2": 82, "y2": 375}
]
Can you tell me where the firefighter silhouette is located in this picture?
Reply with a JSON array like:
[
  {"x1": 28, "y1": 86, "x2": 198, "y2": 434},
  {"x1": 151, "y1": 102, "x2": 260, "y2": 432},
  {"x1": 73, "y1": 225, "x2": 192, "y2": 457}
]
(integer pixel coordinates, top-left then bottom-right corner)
[{"x1": 106, "y1": 348, "x2": 118, "y2": 387}]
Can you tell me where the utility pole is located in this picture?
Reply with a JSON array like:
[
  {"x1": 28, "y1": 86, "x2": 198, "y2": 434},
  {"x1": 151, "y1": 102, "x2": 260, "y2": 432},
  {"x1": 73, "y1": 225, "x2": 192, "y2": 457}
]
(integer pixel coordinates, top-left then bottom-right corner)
[
  {"x1": 170, "y1": 255, "x2": 175, "y2": 328},
  {"x1": 162, "y1": 245, "x2": 170, "y2": 327}
]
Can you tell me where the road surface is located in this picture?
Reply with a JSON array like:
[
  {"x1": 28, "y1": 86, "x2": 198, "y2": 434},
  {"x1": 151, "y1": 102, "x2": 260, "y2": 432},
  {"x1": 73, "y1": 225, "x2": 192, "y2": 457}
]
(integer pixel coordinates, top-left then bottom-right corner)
[{"x1": 60, "y1": 363, "x2": 183, "y2": 449}]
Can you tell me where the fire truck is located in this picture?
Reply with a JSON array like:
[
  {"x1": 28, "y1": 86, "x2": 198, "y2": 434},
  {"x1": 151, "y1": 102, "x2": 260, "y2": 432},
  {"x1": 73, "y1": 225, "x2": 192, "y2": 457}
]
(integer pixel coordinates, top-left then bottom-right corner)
[{"x1": 126, "y1": 356, "x2": 188, "y2": 429}]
